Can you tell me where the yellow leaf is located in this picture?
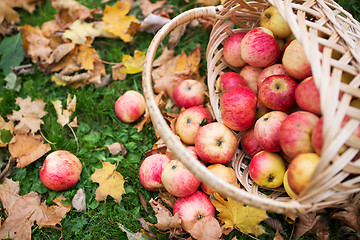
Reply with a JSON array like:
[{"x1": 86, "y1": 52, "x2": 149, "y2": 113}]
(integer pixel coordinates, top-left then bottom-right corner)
[
  {"x1": 172, "y1": 45, "x2": 201, "y2": 74},
  {"x1": 211, "y1": 192, "x2": 268, "y2": 237},
  {"x1": 62, "y1": 20, "x2": 100, "y2": 44},
  {"x1": 103, "y1": 1, "x2": 140, "y2": 42},
  {"x1": 91, "y1": 161, "x2": 125, "y2": 204},
  {"x1": 0, "y1": 116, "x2": 14, "y2": 147},
  {"x1": 120, "y1": 50, "x2": 145, "y2": 74},
  {"x1": 52, "y1": 94, "x2": 78, "y2": 127}
]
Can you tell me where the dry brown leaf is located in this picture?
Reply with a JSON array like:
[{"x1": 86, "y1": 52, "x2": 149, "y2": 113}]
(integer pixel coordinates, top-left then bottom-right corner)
[
  {"x1": 294, "y1": 212, "x2": 321, "y2": 240},
  {"x1": 6, "y1": 97, "x2": 47, "y2": 135},
  {"x1": 140, "y1": 13, "x2": 170, "y2": 33},
  {"x1": 139, "y1": 0, "x2": 167, "y2": 17},
  {"x1": 168, "y1": 23, "x2": 189, "y2": 49},
  {"x1": 90, "y1": 161, "x2": 126, "y2": 204},
  {"x1": 149, "y1": 198, "x2": 182, "y2": 231},
  {"x1": 154, "y1": 70, "x2": 192, "y2": 98},
  {"x1": 8, "y1": 134, "x2": 51, "y2": 168},
  {"x1": 159, "y1": 192, "x2": 176, "y2": 208},
  {"x1": 0, "y1": 178, "x2": 19, "y2": 215},
  {"x1": 0, "y1": 190, "x2": 71, "y2": 240},
  {"x1": 112, "y1": 63, "x2": 127, "y2": 81},
  {"x1": 106, "y1": 142, "x2": 127, "y2": 155},
  {"x1": 188, "y1": 216, "x2": 222, "y2": 240},
  {"x1": 46, "y1": 42, "x2": 76, "y2": 64},
  {"x1": 153, "y1": 47, "x2": 175, "y2": 67},
  {"x1": 331, "y1": 204, "x2": 360, "y2": 233},
  {"x1": 72, "y1": 188, "x2": 86, "y2": 212},
  {"x1": 52, "y1": 0, "x2": 92, "y2": 27},
  {"x1": 52, "y1": 94, "x2": 78, "y2": 127}
]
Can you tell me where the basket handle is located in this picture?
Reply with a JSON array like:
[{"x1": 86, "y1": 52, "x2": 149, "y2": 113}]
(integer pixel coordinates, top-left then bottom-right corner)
[{"x1": 142, "y1": 6, "x2": 309, "y2": 215}]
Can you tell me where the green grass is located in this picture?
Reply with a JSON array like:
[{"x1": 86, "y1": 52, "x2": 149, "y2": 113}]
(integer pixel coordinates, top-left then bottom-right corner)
[{"x1": 1, "y1": 0, "x2": 360, "y2": 239}]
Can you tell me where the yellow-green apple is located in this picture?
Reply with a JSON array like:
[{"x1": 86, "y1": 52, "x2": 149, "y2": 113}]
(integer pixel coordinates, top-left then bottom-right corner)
[
  {"x1": 223, "y1": 32, "x2": 247, "y2": 67},
  {"x1": 138, "y1": 153, "x2": 171, "y2": 191},
  {"x1": 216, "y1": 71, "x2": 247, "y2": 93},
  {"x1": 260, "y1": 6, "x2": 292, "y2": 38},
  {"x1": 195, "y1": 122, "x2": 237, "y2": 164},
  {"x1": 248, "y1": 150, "x2": 286, "y2": 188},
  {"x1": 239, "y1": 64, "x2": 263, "y2": 93},
  {"x1": 161, "y1": 160, "x2": 201, "y2": 197},
  {"x1": 282, "y1": 39, "x2": 312, "y2": 81},
  {"x1": 287, "y1": 153, "x2": 320, "y2": 195},
  {"x1": 220, "y1": 86, "x2": 257, "y2": 131},
  {"x1": 240, "y1": 27, "x2": 281, "y2": 68},
  {"x1": 255, "y1": 99, "x2": 271, "y2": 120},
  {"x1": 173, "y1": 190, "x2": 215, "y2": 232},
  {"x1": 254, "y1": 111, "x2": 288, "y2": 152},
  {"x1": 114, "y1": 90, "x2": 146, "y2": 123},
  {"x1": 258, "y1": 74, "x2": 298, "y2": 111},
  {"x1": 240, "y1": 126, "x2": 263, "y2": 157},
  {"x1": 175, "y1": 106, "x2": 213, "y2": 145},
  {"x1": 200, "y1": 164, "x2": 237, "y2": 196},
  {"x1": 283, "y1": 170, "x2": 298, "y2": 198},
  {"x1": 40, "y1": 150, "x2": 82, "y2": 191},
  {"x1": 257, "y1": 64, "x2": 287, "y2": 91},
  {"x1": 295, "y1": 76, "x2": 321, "y2": 115},
  {"x1": 173, "y1": 79, "x2": 205, "y2": 109},
  {"x1": 279, "y1": 111, "x2": 319, "y2": 159}
]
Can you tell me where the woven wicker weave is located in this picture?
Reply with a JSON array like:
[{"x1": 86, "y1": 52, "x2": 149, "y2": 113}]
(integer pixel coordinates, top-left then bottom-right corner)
[{"x1": 142, "y1": 0, "x2": 360, "y2": 216}]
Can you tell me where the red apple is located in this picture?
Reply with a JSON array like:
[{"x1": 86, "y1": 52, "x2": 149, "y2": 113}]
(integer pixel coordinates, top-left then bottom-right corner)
[
  {"x1": 248, "y1": 150, "x2": 286, "y2": 188},
  {"x1": 257, "y1": 63, "x2": 287, "y2": 91},
  {"x1": 195, "y1": 122, "x2": 237, "y2": 164},
  {"x1": 279, "y1": 111, "x2": 319, "y2": 159},
  {"x1": 223, "y1": 32, "x2": 247, "y2": 67},
  {"x1": 258, "y1": 74, "x2": 298, "y2": 111},
  {"x1": 173, "y1": 79, "x2": 205, "y2": 109},
  {"x1": 240, "y1": 126, "x2": 263, "y2": 157},
  {"x1": 216, "y1": 71, "x2": 247, "y2": 93},
  {"x1": 40, "y1": 150, "x2": 82, "y2": 191},
  {"x1": 295, "y1": 76, "x2": 321, "y2": 115},
  {"x1": 254, "y1": 111, "x2": 288, "y2": 152},
  {"x1": 220, "y1": 86, "x2": 257, "y2": 131},
  {"x1": 173, "y1": 190, "x2": 215, "y2": 232},
  {"x1": 200, "y1": 164, "x2": 237, "y2": 196},
  {"x1": 287, "y1": 153, "x2": 320, "y2": 195},
  {"x1": 114, "y1": 90, "x2": 146, "y2": 123},
  {"x1": 161, "y1": 160, "x2": 201, "y2": 197},
  {"x1": 175, "y1": 106, "x2": 213, "y2": 145},
  {"x1": 282, "y1": 39, "x2": 312, "y2": 81},
  {"x1": 138, "y1": 154, "x2": 171, "y2": 191},
  {"x1": 239, "y1": 64, "x2": 263, "y2": 93},
  {"x1": 240, "y1": 27, "x2": 281, "y2": 68}
]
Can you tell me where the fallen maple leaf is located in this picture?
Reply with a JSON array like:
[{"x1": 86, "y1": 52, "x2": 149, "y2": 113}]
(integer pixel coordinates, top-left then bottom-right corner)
[
  {"x1": 120, "y1": 50, "x2": 145, "y2": 74},
  {"x1": 331, "y1": 203, "x2": 360, "y2": 233},
  {"x1": 106, "y1": 142, "x2": 127, "y2": 155},
  {"x1": 8, "y1": 134, "x2": 51, "y2": 168},
  {"x1": 211, "y1": 192, "x2": 268, "y2": 237},
  {"x1": 51, "y1": 0, "x2": 92, "y2": 27},
  {"x1": 0, "y1": 178, "x2": 71, "y2": 240},
  {"x1": 149, "y1": 198, "x2": 182, "y2": 231},
  {"x1": 188, "y1": 216, "x2": 222, "y2": 240},
  {"x1": 139, "y1": 0, "x2": 167, "y2": 17},
  {"x1": 102, "y1": 1, "x2": 140, "y2": 42},
  {"x1": 0, "y1": 115, "x2": 14, "y2": 147},
  {"x1": 112, "y1": 63, "x2": 127, "y2": 81},
  {"x1": 6, "y1": 97, "x2": 47, "y2": 135},
  {"x1": 91, "y1": 161, "x2": 126, "y2": 204},
  {"x1": 52, "y1": 94, "x2": 78, "y2": 127},
  {"x1": 293, "y1": 212, "x2": 321, "y2": 240}
]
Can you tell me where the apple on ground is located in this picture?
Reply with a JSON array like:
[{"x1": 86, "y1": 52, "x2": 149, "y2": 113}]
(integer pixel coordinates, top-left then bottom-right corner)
[
  {"x1": 240, "y1": 126, "x2": 263, "y2": 157},
  {"x1": 175, "y1": 106, "x2": 213, "y2": 145},
  {"x1": 220, "y1": 86, "x2": 257, "y2": 131},
  {"x1": 248, "y1": 150, "x2": 286, "y2": 188},
  {"x1": 260, "y1": 6, "x2": 292, "y2": 38},
  {"x1": 257, "y1": 63, "x2": 287, "y2": 91},
  {"x1": 287, "y1": 153, "x2": 320, "y2": 195},
  {"x1": 173, "y1": 79, "x2": 205, "y2": 109},
  {"x1": 254, "y1": 111, "x2": 288, "y2": 152},
  {"x1": 279, "y1": 111, "x2": 319, "y2": 159},
  {"x1": 223, "y1": 32, "x2": 247, "y2": 67},
  {"x1": 195, "y1": 122, "x2": 237, "y2": 164},
  {"x1": 139, "y1": 153, "x2": 171, "y2": 191},
  {"x1": 200, "y1": 163, "x2": 237, "y2": 196},
  {"x1": 173, "y1": 190, "x2": 215, "y2": 232},
  {"x1": 241, "y1": 27, "x2": 281, "y2": 68},
  {"x1": 282, "y1": 39, "x2": 312, "y2": 81},
  {"x1": 239, "y1": 64, "x2": 263, "y2": 93},
  {"x1": 216, "y1": 71, "x2": 247, "y2": 93},
  {"x1": 40, "y1": 150, "x2": 82, "y2": 191},
  {"x1": 258, "y1": 74, "x2": 298, "y2": 111},
  {"x1": 295, "y1": 76, "x2": 321, "y2": 115},
  {"x1": 283, "y1": 170, "x2": 298, "y2": 198},
  {"x1": 114, "y1": 90, "x2": 146, "y2": 123},
  {"x1": 161, "y1": 159, "x2": 201, "y2": 197}
]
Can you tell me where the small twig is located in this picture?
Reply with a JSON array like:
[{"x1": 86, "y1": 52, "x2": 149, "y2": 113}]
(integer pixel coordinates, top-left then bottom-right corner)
[
  {"x1": 0, "y1": 157, "x2": 16, "y2": 182},
  {"x1": 11, "y1": 64, "x2": 34, "y2": 75},
  {"x1": 67, "y1": 124, "x2": 79, "y2": 155},
  {"x1": 40, "y1": 130, "x2": 57, "y2": 145}
]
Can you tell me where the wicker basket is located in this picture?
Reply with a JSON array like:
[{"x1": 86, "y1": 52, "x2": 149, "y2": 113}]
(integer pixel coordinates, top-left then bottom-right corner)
[{"x1": 142, "y1": 0, "x2": 360, "y2": 216}]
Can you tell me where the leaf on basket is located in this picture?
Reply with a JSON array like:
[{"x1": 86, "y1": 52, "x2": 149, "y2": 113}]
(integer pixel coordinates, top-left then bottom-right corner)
[
  {"x1": 90, "y1": 161, "x2": 125, "y2": 204},
  {"x1": 188, "y1": 216, "x2": 222, "y2": 240},
  {"x1": 149, "y1": 198, "x2": 182, "y2": 231},
  {"x1": 211, "y1": 192, "x2": 268, "y2": 237},
  {"x1": 6, "y1": 97, "x2": 47, "y2": 135}
]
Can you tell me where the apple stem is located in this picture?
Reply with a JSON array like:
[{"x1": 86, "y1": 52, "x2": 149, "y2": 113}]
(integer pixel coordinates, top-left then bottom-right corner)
[
  {"x1": 196, "y1": 214, "x2": 204, "y2": 220},
  {"x1": 217, "y1": 139, "x2": 223, "y2": 147}
]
